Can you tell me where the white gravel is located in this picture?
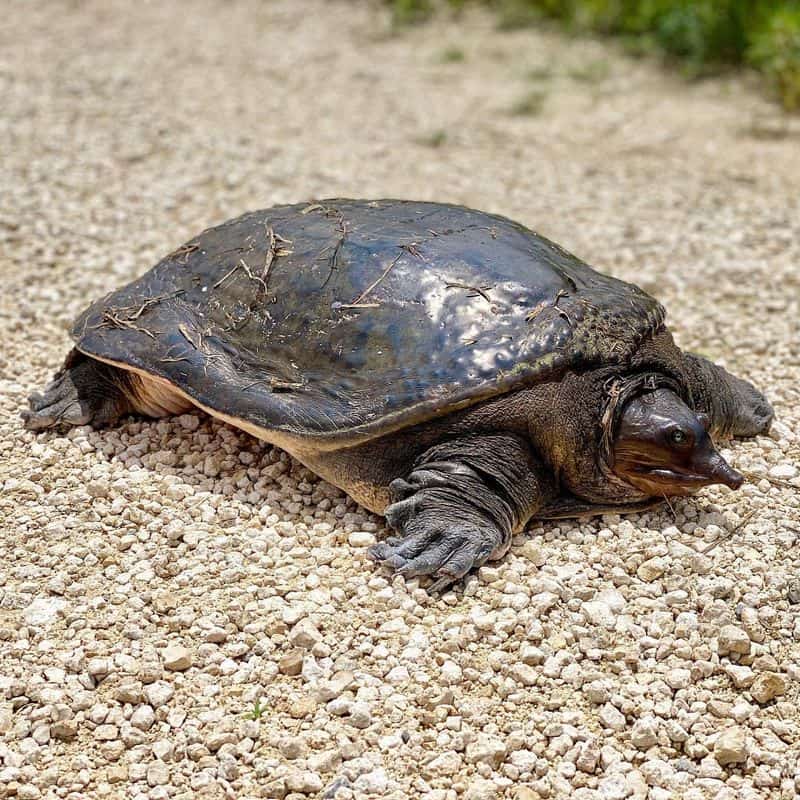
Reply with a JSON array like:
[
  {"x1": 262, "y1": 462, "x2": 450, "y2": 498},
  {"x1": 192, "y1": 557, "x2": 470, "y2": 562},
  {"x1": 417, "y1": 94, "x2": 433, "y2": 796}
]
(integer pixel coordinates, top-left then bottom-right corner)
[{"x1": 1, "y1": 2, "x2": 799, "y2": 799}]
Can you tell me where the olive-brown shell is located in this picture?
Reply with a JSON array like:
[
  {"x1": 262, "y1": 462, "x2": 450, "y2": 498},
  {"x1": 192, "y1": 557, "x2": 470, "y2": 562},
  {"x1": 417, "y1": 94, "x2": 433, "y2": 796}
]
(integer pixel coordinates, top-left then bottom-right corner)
[{"x1": 73, "y1": 199, "x2": 665, "y2": 443}]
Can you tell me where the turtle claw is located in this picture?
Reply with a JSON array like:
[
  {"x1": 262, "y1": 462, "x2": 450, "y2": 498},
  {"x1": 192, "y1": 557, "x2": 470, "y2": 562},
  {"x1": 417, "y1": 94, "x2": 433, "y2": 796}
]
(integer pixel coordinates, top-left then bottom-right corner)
[
  {"x1": 369, "y1": 521, "x2": 498, "y2": 593},
  {"x1": 22, "y1": 370, "x2": 93, "y2": 430},
  {"x1": 22, "y1": 355, "x2": 132, "y2": 432}
]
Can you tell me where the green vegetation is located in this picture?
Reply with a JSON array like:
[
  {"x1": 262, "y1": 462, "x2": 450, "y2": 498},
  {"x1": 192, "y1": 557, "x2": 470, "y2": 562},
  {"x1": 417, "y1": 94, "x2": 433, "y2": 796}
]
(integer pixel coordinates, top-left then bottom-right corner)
[
  {"x1": 247, "y1": 699, "x2": 265, "y2": 721},
  {"x1": 439, "y1": 45, "x2": 467, "y2": 62},
  {"x1": 387, "y1": 0, "x2": 800, "y2": 109},
  {"x1": 509, "y1": 87, "x2": 548, "y2": 115},
  {"x1": 415, "y1": 129, "x2": 450, "y2": 146}
]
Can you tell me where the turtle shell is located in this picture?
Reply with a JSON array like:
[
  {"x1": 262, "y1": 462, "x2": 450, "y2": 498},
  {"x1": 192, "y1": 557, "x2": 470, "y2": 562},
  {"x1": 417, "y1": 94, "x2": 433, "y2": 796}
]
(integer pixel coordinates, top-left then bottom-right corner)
[{"x1": 73, "y1": 199, "x2": 665, "y2": 445}]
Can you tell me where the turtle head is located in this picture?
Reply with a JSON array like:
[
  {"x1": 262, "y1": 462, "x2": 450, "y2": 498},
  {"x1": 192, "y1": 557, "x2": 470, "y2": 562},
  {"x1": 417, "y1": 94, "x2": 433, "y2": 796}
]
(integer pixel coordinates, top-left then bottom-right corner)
[{"x1": 612, "y1": 388, "x2": 744, "y2": 496}]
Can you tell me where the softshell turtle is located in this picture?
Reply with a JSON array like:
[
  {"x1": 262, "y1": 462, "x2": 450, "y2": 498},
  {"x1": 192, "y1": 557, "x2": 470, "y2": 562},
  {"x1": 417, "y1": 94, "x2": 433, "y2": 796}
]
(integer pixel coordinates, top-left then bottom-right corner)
[{"x1": 24, "y1": 199, "x2": 773, "y2": 591}]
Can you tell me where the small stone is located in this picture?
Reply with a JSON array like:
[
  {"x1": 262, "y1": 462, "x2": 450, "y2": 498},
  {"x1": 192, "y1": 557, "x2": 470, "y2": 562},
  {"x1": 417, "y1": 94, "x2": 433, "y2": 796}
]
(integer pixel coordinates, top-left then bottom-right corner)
[
  {"x1": 289, "y1": 695, "x2": 317, "y2": 719},
  {"x1": 51, "y1": 720, "x2": 78, "y2": 740},
  {"x1": 130, "y1": 705, "x2": 156, "y2": 730},
  {"x1": 582, "y1": 600, "x2": 616, "y2": 629},
  {"x1": 598, "y1": 704, "x2": 626, "y2": 731},
  {"x1": 203, "y1": 626, "x2": 228, "y2": 644},
  {"x1": 520, "y1": 645, "x2": 545, "y2": 665},
  {"x1": 576, "y1": 741, "x2": 600, "y2": 773},
  {"x1": 718, "y1": 625, "x2": 750, "y2": 656},
  {"x1": 425, "y1": 750, "x2": 463, "y2": 776},
  {"x1": 161, "y1": 645, "x2": 192, "y2": 671},
  {"x1": 23, "y1": 598, "x2": 67, "y2": 627},
  {"x1": 114, "y1": 681, "x2": 143, "y2": 704},
  {"x1": 32, "y1": 724, "x2": 50, "y2": 745},
  {"x1": 88, "y1": 658, "x2": 112, "y2": 679},
  {"x1": 144, "y1": 681, "x2": 174, "y2": 708},
  {"x1": 354, "y1": 767, "x2": 389, "y2": 794},
  {"x1": 466, "y1": 734, "x2": 506, "y2": 767},
  {"x1": 307, "y1": 748, "x2": 341, "y2": 773},
  {"x1": 288, "y1": 619, "x2": 321, "y2": 648},
  {"x1": 769, "y1": 463, "x2": 797, "y2": 479},
  {"x1": 637, "y1": 557, "x2": 665, "y2": 582},
  {"x1": 509, "y1": 663, "x2": 538, "y2": 686},
  {"x1": 440, "y1": 660, "x2": 462, "y2": 684},
  {"x1": 347, "y1": 702, "x2": 372, "y2": 729},
  {"x1": 206, "y1": 731, "x2": 237, "y2": 752},
  {"x1": 279, "y1": 736, "x2": 308, "y2": 759},
  {"x1": 714, "y1": 726, "x2": 748, "y2": 766},
  {"x1": 630, "y1": 717, "x2": 658, "y2": 749},
  {"x1": 385, "y1": 665, "x2": 410, "y2": 684},
  {"x1": 465, "y1": 778, "x2": 499, "y2": 800},
  {"x1": 315, "y1": 670, "x2": 354, "y2": 701},
  {"x1": 279, "y1": 650, "x2": 304, "y2": 676},
  {"x1": 0, "y1": 705, "x2": 13, "y2": 734},
  {"x1": 597, "y1": 774, "x2": 631, "y2": 800},
  {"x1": 146, "y1": 761, "x2": 170, "y2": 786},
  {"x1": 94, "y1": 724, "x2": 119, "y2": 741},
  {"x1": 152, "y1": 740, "x2": 174, "y2": 761},
  {"x1": 726, "y1": 664, "x2": 755, "y2": 688},
  {"x1": 285, "y1": 770, "x2": 323, "y2": 794},
  {"x1": 750, "y1": 672, "x2": 786, "y2": 704},
  {"x1": 665, "y1": 668, "x2": 691, "y2": 690},
  {"x1": 107, "y1": 765, "x2": 128, "y2": 783},
  {"x1": 583, "y1": 680, "x2": 610, "y2": 704},
  {"x1": 262, "y1": 777, "x2": 287, "y2": 799},
  {"x1": 348, "y1": 531, "x2": 376, "y2": 547}
]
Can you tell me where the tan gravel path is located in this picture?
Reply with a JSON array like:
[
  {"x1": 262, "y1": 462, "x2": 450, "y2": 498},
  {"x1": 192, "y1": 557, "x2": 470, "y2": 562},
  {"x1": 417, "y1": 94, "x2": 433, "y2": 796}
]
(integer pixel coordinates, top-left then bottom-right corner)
[{"x1": 1, "y1": 2, "x2": 799, "y2": 799}]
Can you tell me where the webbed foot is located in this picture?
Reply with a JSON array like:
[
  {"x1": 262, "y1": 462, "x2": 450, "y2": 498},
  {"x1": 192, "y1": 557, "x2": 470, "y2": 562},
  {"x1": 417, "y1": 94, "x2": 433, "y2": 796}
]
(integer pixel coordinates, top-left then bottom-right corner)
[
  {"x1": 370, "y1": 486, "x2": 502, "y2": 593},
  {"x1": 22, "y1": 351, "x2": 134, "y2": 431},
  {"x1": 368, "y1": 433, "x2": 551, "y2": 593}
]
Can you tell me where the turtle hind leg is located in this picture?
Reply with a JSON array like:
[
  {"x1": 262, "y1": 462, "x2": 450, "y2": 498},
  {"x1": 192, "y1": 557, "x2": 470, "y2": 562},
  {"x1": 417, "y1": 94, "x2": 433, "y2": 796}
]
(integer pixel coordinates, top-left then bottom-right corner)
[{"x1": 23, "y1": 350, "x2": 142, "y2": 431}]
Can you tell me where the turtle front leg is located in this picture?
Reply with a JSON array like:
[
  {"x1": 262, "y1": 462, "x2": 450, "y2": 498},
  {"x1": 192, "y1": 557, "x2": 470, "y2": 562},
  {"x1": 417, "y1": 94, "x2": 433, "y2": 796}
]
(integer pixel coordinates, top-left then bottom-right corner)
[
  {"x1": 369, "y1": 433, "x2": 554, "y2": 592},
  {"x1": 22, "y1": 349, "x2": 138, "y2": 431}
]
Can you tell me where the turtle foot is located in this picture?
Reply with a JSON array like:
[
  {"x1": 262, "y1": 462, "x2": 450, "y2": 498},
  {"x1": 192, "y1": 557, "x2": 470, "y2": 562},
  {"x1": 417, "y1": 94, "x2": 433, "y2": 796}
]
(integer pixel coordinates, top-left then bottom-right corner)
[
  {"x1": 22, "y1": 352, "x2": 133, "y2": 431},
  {"x1": 369, "y1": 516, "x2": 499, "y2": 594},
  {"x1": 368, "y1": 465, "x2": 508, "y2": 594}
]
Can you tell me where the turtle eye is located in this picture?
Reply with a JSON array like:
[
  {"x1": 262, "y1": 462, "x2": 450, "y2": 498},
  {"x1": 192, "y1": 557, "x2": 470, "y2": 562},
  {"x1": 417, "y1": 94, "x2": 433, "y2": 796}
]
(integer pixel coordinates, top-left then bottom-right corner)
[{"x1": 670, "y1": 429, "x2": 688, "y2": 446}]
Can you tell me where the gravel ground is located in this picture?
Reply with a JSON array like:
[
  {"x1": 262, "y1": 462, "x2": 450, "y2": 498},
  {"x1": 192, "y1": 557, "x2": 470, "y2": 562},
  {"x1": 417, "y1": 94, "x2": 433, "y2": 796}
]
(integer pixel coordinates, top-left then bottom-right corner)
[{"x1": 2, "y1": 2, "x2": 799, "y2": 799}]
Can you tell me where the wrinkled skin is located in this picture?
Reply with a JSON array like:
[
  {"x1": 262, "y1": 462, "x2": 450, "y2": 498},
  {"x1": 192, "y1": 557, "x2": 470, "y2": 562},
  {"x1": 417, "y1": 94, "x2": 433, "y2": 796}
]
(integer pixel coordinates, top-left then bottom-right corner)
[
  {"x1": 612, "y1": 388, "x2": 744, "y2": 496},
  {"x1": 23, "y1": 335, "x2": 773, "y2": 592}
]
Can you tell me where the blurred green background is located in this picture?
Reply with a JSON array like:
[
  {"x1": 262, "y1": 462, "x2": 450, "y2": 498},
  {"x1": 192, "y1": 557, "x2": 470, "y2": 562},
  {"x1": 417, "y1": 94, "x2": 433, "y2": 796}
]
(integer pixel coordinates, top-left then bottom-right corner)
[{"x1": 388, "y1": 0, "x2": 800, "y2": 110}]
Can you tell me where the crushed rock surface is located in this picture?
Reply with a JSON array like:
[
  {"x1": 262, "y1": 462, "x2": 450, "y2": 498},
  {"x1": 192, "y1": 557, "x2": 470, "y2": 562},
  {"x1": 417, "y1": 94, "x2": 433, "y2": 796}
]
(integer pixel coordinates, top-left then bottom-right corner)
[{"x1": 1, "y1": 2, "x2": 799, "y2": 799}]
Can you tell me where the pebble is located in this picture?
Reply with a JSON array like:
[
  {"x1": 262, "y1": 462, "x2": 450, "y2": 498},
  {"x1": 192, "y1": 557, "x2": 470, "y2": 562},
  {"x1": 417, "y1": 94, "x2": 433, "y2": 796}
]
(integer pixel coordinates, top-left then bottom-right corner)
[
  {"x1": 717, "y1": 625, "x2": 751, "y2": 655},
  {"x1": 285, "y1": 770, "x2": 323, "y2": 793},
  {"x1": 348, "y1": 531, "x2": 376, "y2": 547},
  {"x1": 146, "y1": 761, "x2": 170, "y2": 787},
  {"x1": 440, "y1": 660, "x2": 463, "y2": 684},
  {"x1": 288, "y1": 619, "x2": 321, "y2": 648},
  {"x1": 630, "y1": 717, "x2": 658, "y2": 749},
  {"x1": 279, "y1": 650, "x2": 304, "y2": 676},
  {"x1": 23, "y1": 598, "x2": 67, "y2": 627},
  {"x1": 598, "y1": 704, "x2": 627, "y2": 731},
  {"x1": 637, "y1": 556, "x2": 666, "y2": 582},
  {"x1": 161, "y1": 646, "x2": 193, "y2": 671},
  {"x1": 714, "y1": 727, "x2": 749, "y2": 766},
  {"x1": 466, "y1": 735, "x2": 507, "y2": 767},
  {"x1": 289, "y1": 695, "x2": 318, "y2": 719},
  {"x1": 130, "y1": 705, "x2": 156, "y2": 730},
  {"x1": 143, "y1": 682, "x2": 174, "y2": 708},
  {"x1": 354, "y1": 767, "x2": 389, "y2": 794},
  {"x1": 750, "y1": 672, "x2": 786, "y2": 704}
]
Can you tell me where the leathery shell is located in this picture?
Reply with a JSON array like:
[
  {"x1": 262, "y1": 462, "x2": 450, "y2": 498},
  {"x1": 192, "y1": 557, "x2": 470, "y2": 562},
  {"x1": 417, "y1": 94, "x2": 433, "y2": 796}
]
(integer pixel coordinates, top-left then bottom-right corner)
[{"x1": 73, "y1": 199, "x2": 665, "y2": 444}]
